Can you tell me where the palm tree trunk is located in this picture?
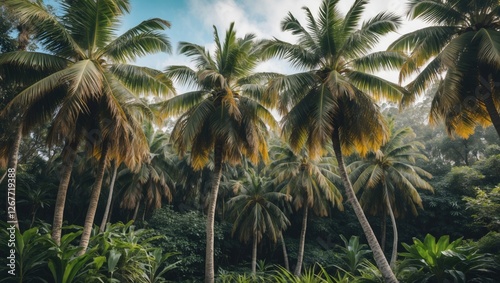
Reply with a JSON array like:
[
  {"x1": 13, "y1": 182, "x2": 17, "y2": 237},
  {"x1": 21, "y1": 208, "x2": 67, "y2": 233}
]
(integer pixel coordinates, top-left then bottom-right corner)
[
  {"x1": 332, "y1": 128, "x2": 398, "y2": 283},
  {"x1": 251, "y1": 231, "x2": 258, "y2": 276},
  {"x1": 107, "y1": 193, "x2": 117, "y2": 223},
  {"x1": 29, "y1": 206, "x2": 36, "y2": 228},
  {"x1": 78, "y1": 141, "x2": 109, "y2": 256},
  {"x1": 280, "y1": 234, "x2": 290, "y2": 271},
  {"x1": 484, "y1": 94, "x2": 500, "y2": 139},
  {"x1": 132, "y1": 201, "x2": 140, "y2": 221},
  {"x1": 384, "y1": 183, "x2": 398, "y2": 269},
  {"x1": 381, "y1": 214, "x2": 387, "y2": 252},
  {"x1": 99, "y1": 161, "x2": 118, "y2": 232},
  {"x1": 479, "y1": 71, "x2": 500, "y2": 138},
  {"x1": 6, "y1": 123, "x2": 23, "y2": 230},
  {"x1": 52, "y1": 139, "x2": 79, "y2": 245},
  {"x1": 205, "y1": 143, "x2": 223, "y2": 283},
  {"x1": 294, "y1": 205, "x2": 308, "y2": 276}
]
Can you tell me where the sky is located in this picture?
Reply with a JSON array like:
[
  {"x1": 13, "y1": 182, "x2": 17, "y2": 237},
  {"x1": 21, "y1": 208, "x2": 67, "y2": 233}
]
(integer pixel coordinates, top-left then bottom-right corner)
[{"x1": 116, "y1": 0, "x2": 427, "y2": 86}]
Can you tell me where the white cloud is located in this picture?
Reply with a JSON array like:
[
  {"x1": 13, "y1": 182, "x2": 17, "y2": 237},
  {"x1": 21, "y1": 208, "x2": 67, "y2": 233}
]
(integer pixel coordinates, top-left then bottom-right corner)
[{"x1": 159, "y1": 0, "x2": 428, "y2": 87}]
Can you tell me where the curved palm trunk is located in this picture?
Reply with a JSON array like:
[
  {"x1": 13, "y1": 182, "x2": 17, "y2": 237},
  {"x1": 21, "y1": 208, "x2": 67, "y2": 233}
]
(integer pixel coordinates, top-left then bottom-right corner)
[
  {"x1": 332, "y1": 128, "x2": 398, "y2": 283},
  {"x1": 484, "y1": 95, "x2": 500, "y2": 138},
  {"x1": 52, "y1": 139, "x2": 79, "y2": 245},
  {"x1": 294, "y1": 205, "x2": 308, "y2": 276},
  {"x1": 380, "y1": 214, "x2": 387, "y2": 252},
  {"x1": 78, "y1": 141, "x2": 109, "y2": 256},
  {"x1": 6, "y1": 124, "x2": 23, "y2": 229},
  {"x1": 280, "y1": 234, "x2": 290, "y2": 271},
  {"x1": 251, "y1": 231, "x2": 258, "y2": 276},
  {"x1": 479, "y1": 71, "x2": 500, "y2": 138},
  {"x1": 384, "y1": 183, "x2": 398, "y2": 269},
  {"x1": 99, "y1": 161, "x2": 118, "y2": 232},
  {"x1": 205, "y1": 143, "x2": 223, "y2": 283}
]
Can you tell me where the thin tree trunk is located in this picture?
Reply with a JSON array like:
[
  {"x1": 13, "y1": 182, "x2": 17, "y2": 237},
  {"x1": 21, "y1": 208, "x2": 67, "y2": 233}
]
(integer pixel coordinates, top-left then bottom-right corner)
[
  {"x1": 6, "y1": 124, "x2": 23, "y2": 230},
  {"x1": 0, "y1": 171, "x2": 7, "y2": 185},
  {"x1": 141, "y1": 198, "x2": 146, "y2": 222},
  {"x1": 132, "y1": 201, "x2": 140, "y2": 222},
  {"x1": 30, "y1": 206, "x2": 37, "y2": 228},
  {"x1": 78, "y1": 141, "x2": 109, "y2": 256},
  {"x1": 294, "y1": 205, "x2": 308, "y2": 276},
  {"x1": 52, "y1": 139, "x2": 78, "y2": 245},
  {"x1": 100, "y1": 161, "x2": 118, "y2": 232},
  {"x1": 205, "y1": 143, "x2": 223, "y2": 283},
  {"x1": 381, "y1": 214, "x2": 387, "y2": 252},
  {"x1": 107, "y1": 190, "x2": 117, "y2": 224},
  {"x1": 332, "y1": 128, "x2": 398, "y2": 283},
  {"x1": 280, "y1": 234, "x2": 290, "y2": 271},
  {"x1": 251, "y1": 231, "x2": 258, "y2": 276},
  {"x1": 384, "y1": 183, "x2": 398, "y2": 269}
]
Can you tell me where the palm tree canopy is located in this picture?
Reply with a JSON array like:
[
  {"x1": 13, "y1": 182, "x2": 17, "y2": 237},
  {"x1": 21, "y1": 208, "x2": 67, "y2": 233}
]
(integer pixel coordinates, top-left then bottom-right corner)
[
  {"x1": 262, "y1": 0, "x2": 408, "y2": 158},
  {"x1": 0, "y1": 0, "x2": 175, "y2": 169},
  {"x1": 156, "y1": 22, "x2": 277, "y2": 170},
  {"x1": 389, "y1": 0, "x2": 500, "y2": 138},
  {"x1": 269, "y1": 143, "x2": 343, "y2": 217},
  {"x1": 227, "y1": 168, "x2": 290, "y2": 243},
  {"x1": 120, "y1": 122, "x2": 175, "y2": 211},
  {"x1": 348, "y1": 125, "x2": 433, "y2": 218}
]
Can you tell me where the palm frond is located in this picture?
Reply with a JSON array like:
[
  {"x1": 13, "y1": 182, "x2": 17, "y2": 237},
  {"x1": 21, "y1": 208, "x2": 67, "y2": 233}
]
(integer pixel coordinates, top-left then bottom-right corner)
[
  {"x1": 110, "y1": 64, "x2": 175, "y2": 98},
  {"x1": 347, "y1": 71, "x2": 407, "y2": 103},
  {"x1": 104, "y1": 18, "x2": 172, "y2": 62}
]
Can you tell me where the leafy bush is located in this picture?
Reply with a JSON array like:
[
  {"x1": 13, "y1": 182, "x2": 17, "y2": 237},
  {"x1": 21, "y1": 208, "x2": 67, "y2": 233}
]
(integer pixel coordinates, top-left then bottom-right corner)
[
  {"x1": 464, "y1": 185, "x2": 500, "y2": 231},
  {"x1": 397, "y1": 234, "x2": 499, "y2": 282},
  {"x1": 332, "y1": 235, "x2": 372, "y2": 275},
  {"x1": 0, "y1": 225, "x2": 55, "y2": 282},
  {"x1": 0, "y1": 222, "x2": 178, "y2": 283},
  {"x1": 147, "y1": 206, "x2": 225, "y2": 281}
]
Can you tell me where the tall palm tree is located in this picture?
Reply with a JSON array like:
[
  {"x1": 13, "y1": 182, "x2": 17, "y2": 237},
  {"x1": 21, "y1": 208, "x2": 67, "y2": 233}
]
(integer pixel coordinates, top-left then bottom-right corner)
[
  {"x1": 348, "y1": 125, "x2": 433, "y2": 267},
  {"x1": 261, "y1": 0, "x2": 407, "y2": 281},
  {"x1": 389, "y1": 0, "x2": 500, "y2": 139},
  {"x1": 226, "y1": 168, "x2": 290, "y2": 276},
  {"x1": 269, "y1": 144, "x2": 343, "y2": 276},
  {"x1": 157, "y1": 22, "x2": 277, "y2": 283},
  {"x1": 0, "y1": 0, "x2": 174, "y2": 246}
]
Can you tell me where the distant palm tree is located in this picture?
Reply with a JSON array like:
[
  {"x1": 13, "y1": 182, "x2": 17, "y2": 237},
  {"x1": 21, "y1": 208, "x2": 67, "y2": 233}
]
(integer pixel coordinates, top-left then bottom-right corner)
[
  {"x1": 269, "y1": 144, "x2": 343, "y2": 276},
  {"x1": 389, "y1": 0, "x2": 500, "y2": 139},
  {"x1": 119, "y1": 122, "x2": 175, "y2": 221},
  {"x1": 157, "y1": 22, "x2": 276, "y2": 283},
  {"x1": 0, "y1": 0, "x2": 174, "y2": 247},
  {"x1": 348, "y1": 125, "x2": 433, "y2": 267},
  {"x1": 261, "y1": 0, "x2": 406, "y2": 281},
  {"x1": 227, "y1": 168, "x2": 290, "y2": 275}
]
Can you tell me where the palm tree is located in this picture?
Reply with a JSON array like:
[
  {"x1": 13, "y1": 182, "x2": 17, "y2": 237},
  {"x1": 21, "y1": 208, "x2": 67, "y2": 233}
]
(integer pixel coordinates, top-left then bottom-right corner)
[
  {"x1": 261, "y1": 0, "x2": 407, "y2": 281},
  {"x1": 118, "y1": 122, "x2": 175, "y2": 221},
  {"x1": 226, "y1": 168, "x2": 290, "y2": 276},
  {"x1": 389, "y1": 0, "x2": 500, "y2": 139},
  {"x1": 0, "y1": 0, "x2": 174, "y2": 246},
  {"x1": 348, "y1": 125, "x2": 433, "y2": 267},
  {"x1": 269, "y1": 143, "x2": 343, "y2": 276},
  {"x1": 157, "y1": 22, "x2": 277, "y2": 283}
]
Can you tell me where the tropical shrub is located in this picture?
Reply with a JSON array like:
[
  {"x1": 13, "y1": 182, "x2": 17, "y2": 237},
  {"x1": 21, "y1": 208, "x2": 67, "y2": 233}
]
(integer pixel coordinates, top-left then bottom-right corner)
[
  {"x1": 397, "y1": 234, "x2": 498, "y2": 282},
  {"x1": 332, "y1": 235, "x2": 372, "y2": 275},
  {"x1": 0, "y1": 225, "x2": 55, "y2": 282},
  {"x1": 0, "y1": 222, "x2": 177, "y2": 283},
  {"x1": 147, "y1": 206, "x2": 225, "y2": 281},
  {"x1": 88, "y1": 221, "x2": 179, "y2": 283}
]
